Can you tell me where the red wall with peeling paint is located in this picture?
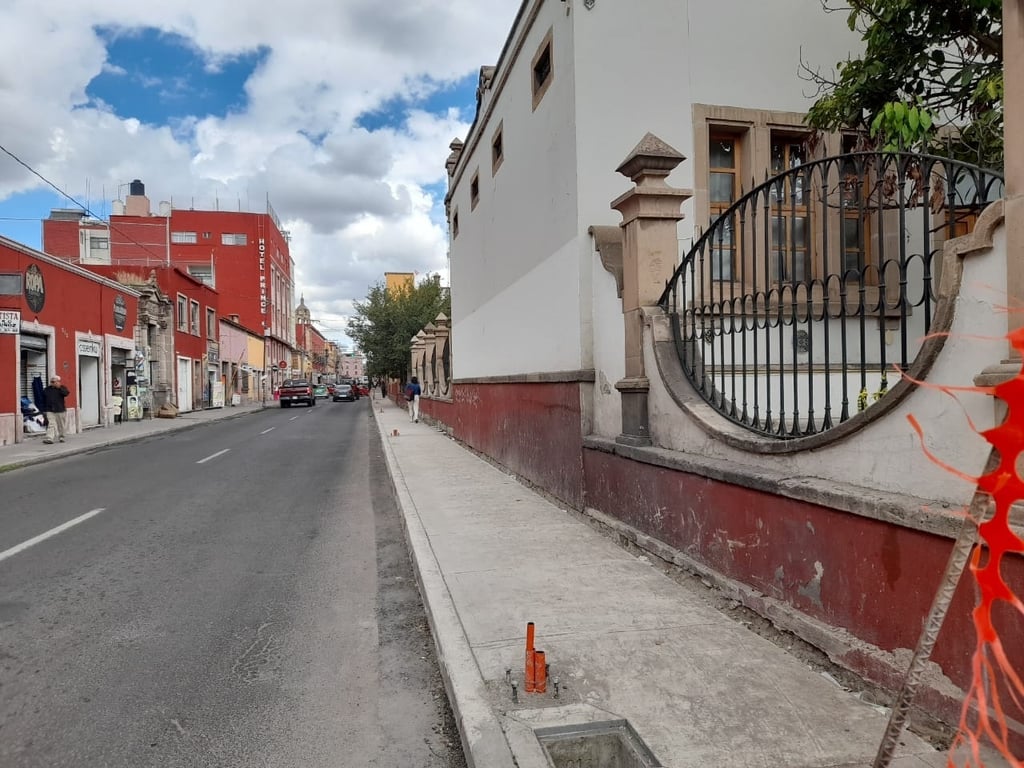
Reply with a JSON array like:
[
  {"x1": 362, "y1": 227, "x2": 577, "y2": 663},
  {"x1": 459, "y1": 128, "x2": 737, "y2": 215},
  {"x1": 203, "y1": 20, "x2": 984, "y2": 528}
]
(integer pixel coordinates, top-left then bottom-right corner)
[
  {"x1": 583, "y1": 446, "x2": 1024, "y2": 728},
  {"x1": 422, "y1": 383, "x2": 585, "y2": 508}
]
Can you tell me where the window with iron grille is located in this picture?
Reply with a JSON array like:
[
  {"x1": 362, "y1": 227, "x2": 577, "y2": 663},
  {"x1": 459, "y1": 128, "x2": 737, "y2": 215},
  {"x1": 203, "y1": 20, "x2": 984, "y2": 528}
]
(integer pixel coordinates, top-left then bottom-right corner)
[
  {"x1": 221, "y1": 233, "x2": 247, "y2": 246},
  {"x1": 171, "y1": 231, "x2": 197, "y2": 244}
]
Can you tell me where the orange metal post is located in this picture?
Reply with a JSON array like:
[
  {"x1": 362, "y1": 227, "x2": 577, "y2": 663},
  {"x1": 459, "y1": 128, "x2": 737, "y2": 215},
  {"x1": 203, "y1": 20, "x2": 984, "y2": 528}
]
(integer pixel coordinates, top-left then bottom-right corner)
[
  {"x1": 534, "y1": 650, "x2": 547, "y2": 694},
  {"x1": 525, "y1": 622, "x2": 536, "y2": 692}
]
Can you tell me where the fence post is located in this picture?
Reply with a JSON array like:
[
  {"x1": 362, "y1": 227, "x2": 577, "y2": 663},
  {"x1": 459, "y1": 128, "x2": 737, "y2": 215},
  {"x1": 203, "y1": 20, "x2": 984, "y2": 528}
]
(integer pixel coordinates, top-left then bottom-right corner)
[
  {"x1": 610, "y1": 133, "x2": 691, "y2": 446},
  {"x1": 433, "y1": 313, "x2": 450, "y2": 394}
]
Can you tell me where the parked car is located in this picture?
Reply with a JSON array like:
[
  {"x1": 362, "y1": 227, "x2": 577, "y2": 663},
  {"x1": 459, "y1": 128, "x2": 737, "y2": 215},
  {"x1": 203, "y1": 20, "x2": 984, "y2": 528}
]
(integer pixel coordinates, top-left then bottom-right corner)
[
  {"x1": 332, "y1": 384, "x2": 356, "y2": 402},
  {"x1": 313, "y1": 385, "x2": 329, "y2": 399},
  {"x1": 279, "y1": 379, "x2": 316, "y2": 407}
]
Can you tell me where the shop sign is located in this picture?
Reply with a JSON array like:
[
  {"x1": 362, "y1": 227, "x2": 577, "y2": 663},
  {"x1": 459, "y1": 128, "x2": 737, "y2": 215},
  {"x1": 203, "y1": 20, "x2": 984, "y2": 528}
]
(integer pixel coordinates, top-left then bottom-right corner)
[
  {"x1": 77, "y1": 339, "x2": 101, "y2": 357},
  {"x1": 258, "y1": 238, "x2": 267, "y2": 315},
  {"x1": 24, "y1": 264, "x2": 45, "y2": 313},
  {"x1": 0, "y1": 309, "x2": 20, "y2": 334},
  {"x1": 113, "y1": 295, "x2": 127, "y2": 331}
]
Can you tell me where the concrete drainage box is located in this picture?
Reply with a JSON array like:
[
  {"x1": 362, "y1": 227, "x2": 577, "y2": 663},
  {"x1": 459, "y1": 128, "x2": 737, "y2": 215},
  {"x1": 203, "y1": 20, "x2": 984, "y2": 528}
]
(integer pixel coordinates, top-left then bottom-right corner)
[{"x1": 535, "y1": 720, "x2": 662, "y2": 768}]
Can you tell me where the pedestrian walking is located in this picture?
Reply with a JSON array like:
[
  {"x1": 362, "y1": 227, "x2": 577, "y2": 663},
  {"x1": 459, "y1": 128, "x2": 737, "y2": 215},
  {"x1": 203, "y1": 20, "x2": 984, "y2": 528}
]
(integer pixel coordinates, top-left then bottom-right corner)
[
  {"x1": 42, "y1": 375, "x2": 70, "y2": 444},
  {"x1": 405, "y1": 376, "x2": 422, "y2": 423}
]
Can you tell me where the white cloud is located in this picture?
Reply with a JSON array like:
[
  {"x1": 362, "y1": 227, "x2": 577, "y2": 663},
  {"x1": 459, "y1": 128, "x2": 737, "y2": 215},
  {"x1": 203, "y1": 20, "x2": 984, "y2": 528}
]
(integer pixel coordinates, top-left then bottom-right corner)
[{"x1": 0, "y1": 0, "x2": 517, "y2": 346}]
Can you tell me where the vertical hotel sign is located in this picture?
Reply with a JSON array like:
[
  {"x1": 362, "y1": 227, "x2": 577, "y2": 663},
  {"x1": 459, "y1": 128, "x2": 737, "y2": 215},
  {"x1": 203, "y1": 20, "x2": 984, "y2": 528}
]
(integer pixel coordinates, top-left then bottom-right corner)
[{"x1": 258, "y1": 238, "x2": 267, "y2": 315}]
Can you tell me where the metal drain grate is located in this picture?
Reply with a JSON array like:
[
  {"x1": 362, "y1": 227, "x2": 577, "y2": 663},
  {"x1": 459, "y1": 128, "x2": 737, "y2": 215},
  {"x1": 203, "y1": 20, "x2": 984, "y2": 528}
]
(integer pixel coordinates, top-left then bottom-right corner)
[{"x1": 535, "y1": 719, "x2": 662, "y2": 768}]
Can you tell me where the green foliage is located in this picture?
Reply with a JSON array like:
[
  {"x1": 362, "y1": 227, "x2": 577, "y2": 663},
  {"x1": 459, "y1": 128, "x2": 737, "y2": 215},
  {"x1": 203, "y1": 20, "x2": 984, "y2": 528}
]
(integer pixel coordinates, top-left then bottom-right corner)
[
  {"x1": 805, "y1": 0, "x2": 1003, "y2": 167},
  {"x1": 347, "y1": 276, "x2": 451, "y2": 382}
]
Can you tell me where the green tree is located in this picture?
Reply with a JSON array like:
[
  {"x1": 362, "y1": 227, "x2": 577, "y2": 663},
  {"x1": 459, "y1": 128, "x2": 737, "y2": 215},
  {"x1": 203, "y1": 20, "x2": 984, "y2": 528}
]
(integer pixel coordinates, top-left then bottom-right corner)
[
  {"x1": 348, "y1": 276, "x2": 451, "y2": 382},
  {"x1": 804, "y1": 0, "x2": 1003, "y2": 168}
]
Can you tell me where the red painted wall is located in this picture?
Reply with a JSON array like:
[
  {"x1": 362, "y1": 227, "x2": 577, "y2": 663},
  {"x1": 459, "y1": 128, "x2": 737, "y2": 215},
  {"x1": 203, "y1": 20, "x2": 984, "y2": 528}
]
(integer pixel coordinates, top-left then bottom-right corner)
[
  {"x1": 583, "y1": 447, "x2": 1024, "y2": 728},
  {"x1": 44, "y1": 208, "x2": 292, "y2": 340},
  {"x1": 0, "y1": 242, "x2": 138, "y2": 416},
  {"x1": 167, "y1": 210, "x2": 291, "y2": 338},
  {"x1": 426, "y1": 383, "x2": 585, "y2": 509}
]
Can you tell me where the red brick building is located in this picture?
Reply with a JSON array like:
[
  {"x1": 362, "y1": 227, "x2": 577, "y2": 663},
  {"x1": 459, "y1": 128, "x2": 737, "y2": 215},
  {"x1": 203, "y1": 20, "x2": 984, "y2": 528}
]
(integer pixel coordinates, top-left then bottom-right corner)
[
  {"x1": 43, "y1": 179, "x2": 296, "y2": 398},
  {"x1": 87, "y1": 266, "x2": 220, "y2": 412},
  {"x1": 0, "y1": 236, "x2": 139, "y2": 445}
]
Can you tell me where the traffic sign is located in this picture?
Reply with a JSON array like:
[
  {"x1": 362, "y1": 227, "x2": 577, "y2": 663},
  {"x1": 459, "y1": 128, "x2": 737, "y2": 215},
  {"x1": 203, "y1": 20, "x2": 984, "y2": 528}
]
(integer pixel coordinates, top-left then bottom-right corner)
[{"x1": 278, "y1": 360, "x2": 288, "y2": 370}]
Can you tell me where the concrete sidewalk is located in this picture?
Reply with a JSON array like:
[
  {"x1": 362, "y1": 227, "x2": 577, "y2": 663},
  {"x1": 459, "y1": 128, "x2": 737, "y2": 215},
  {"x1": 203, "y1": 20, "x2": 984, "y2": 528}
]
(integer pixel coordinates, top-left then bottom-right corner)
[
  {"x1": 371, "y1": 393, "x2": 1009, "y2": 768},
  {"x1": 0, "y1": 403, "x2": 267, "y2": 472}
]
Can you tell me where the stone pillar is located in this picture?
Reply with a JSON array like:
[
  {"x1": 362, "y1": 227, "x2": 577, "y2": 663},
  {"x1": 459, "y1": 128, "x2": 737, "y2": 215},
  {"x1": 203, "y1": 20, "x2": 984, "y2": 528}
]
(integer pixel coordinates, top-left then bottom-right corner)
[
  {"x1": 422, "y1": 322, "x2": 437, "y2": 395},
  {"x1": 410, "y1": 331, "x2": 427, "y2": 383},
  {"x1": 433, "y1": 313, "x2": 451, "y2": 393},
  {"x1": 610, "y1": 133, "x2": 691, "y2": 446}
]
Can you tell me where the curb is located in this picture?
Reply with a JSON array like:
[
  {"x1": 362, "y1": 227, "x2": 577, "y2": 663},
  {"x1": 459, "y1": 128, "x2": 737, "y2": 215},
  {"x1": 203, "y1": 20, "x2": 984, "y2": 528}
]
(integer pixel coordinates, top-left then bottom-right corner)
[
  {"x1": 372, "y1": 403, "x2": 519, "y2": 768},
  {"x1": 0, "y1": 407, "x2": 266, "y2": 474}
]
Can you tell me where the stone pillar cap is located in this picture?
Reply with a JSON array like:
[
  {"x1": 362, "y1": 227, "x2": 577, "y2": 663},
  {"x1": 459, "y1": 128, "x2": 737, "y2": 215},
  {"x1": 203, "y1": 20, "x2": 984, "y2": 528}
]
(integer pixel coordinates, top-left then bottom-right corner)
[{"x1": 616, "y1": 133, "x2": 685, "y2": 183}]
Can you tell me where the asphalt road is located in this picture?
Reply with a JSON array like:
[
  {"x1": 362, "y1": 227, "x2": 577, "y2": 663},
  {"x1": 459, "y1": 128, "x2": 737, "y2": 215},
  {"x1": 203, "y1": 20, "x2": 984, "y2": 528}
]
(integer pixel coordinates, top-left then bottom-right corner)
[{"x1": 0, "y1": 399, "x2": 466, "y2": 768}]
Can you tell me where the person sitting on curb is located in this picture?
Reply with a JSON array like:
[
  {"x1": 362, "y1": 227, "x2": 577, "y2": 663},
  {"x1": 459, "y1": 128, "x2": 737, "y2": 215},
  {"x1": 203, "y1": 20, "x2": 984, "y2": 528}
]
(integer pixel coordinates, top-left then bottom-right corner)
[{"x1": 42, "y1": 376, "x2": 70, "y2": 444}]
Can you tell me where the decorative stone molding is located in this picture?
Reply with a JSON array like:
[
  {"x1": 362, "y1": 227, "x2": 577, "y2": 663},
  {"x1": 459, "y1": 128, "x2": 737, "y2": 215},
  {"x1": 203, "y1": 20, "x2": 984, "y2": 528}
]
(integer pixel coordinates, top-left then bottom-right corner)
[{"x1": 589, "y1": 225, "x2": 623, "y2": 298}]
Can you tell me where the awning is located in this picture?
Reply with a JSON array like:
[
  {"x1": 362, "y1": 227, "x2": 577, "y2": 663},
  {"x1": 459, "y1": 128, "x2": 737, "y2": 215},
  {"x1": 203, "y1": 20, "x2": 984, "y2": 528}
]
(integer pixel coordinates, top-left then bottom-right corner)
[{"x1": 19, "y1": 334, "x2": 48, "y2": 351}]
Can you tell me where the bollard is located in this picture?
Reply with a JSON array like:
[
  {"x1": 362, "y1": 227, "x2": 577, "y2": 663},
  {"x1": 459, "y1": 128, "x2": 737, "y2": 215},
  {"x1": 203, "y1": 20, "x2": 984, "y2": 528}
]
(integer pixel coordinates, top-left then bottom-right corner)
[
  {"x1": 534, "y1": 650, "x2": 547, "y2": 694},
  {"x1": 525, "y1": 622, "x2": 536, "y2": 692}
]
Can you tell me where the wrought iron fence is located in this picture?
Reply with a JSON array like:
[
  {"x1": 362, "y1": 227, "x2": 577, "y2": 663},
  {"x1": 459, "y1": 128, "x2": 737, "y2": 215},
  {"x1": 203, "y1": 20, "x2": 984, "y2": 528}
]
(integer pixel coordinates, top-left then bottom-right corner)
[{"x1": 658, "y1": 151, "x2": 1003, "y2": 439}]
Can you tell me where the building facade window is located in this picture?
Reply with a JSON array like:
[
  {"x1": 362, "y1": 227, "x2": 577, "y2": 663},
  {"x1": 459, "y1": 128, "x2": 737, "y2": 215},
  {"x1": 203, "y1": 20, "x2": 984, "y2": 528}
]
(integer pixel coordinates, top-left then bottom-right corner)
[
  {"x1": 708, "y1": 133, "x2": 741, "y2": 281},
  {"x1": 769, "y1": 131, "x2": 811, "y2": 284},
  {"x1": 451, "y1": 210, "x2": 460, "y2": 239},
  {"x1": 187, "y1": 264, "x2": 215, "y2": 287},
  {"x1": 206, "y1": 307, "x2": 216, "y2": 340},
  {"x1": 221, "y1": 233, "x2": 248, "y2": 246},
  {"x1": 177, "y1": 294, "x2": 189, "y2": 331},
  {"x1": 531, "y1": 29, "x2": 554, "y2": 110},
  {"x1": 190, "y1": 300, "x2": 200, "y2": 336},
  {"x1": 171, "y1": 231, "x2": 198, "y2": 244},
  {"x1": 492, "y1": 124, "x2": 504, "y2": 174},
  {"x1": 470, "y1": 172, "x2": 480, "y2": 210}
]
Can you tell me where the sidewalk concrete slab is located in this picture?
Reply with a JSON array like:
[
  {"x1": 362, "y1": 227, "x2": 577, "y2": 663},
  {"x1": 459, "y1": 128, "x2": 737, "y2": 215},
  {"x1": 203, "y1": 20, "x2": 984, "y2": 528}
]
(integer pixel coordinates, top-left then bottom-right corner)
[
  {"x1": 371, "y1": 393, "x2": 1014, "y2": 768},
  {"x1": 0, "y1": 404, "x2": 266, "y2": 472}
]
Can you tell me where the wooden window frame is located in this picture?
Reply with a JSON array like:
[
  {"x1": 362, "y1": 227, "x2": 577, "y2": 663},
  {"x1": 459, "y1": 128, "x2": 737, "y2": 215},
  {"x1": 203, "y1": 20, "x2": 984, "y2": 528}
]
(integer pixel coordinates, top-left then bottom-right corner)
[
  {"x1": 708, "y1": 131, "x2": 742, "y2": 282},
  {"x1": 531, "y1": 29, "x2": 554, "y2": 111},
  {"x1": 470, "y1": 171, "x2": 480, "y2": 210},
  {"x1": 491, "y1": 123, "x2": 504, "y2": 175},
  {"x1": 768, "y1": 130, "x2": 812, "y2": 285},
  {"x1": 176, "y1": 294, "x2": 188, "y2": 332}
]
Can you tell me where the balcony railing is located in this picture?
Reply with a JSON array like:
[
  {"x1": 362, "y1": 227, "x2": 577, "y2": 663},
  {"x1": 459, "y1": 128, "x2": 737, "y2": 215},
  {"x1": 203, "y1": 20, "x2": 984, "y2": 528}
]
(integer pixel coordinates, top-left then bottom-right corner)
[{"x1": 658, "y1": 151, "x2": 1003, "y2": 439}]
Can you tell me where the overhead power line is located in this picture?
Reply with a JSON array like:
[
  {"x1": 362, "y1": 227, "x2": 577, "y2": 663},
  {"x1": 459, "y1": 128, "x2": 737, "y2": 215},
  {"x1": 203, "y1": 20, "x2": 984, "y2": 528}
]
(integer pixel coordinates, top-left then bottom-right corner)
[{"x1": 0, "y1": 141, "x2": 168, "y2": 264}]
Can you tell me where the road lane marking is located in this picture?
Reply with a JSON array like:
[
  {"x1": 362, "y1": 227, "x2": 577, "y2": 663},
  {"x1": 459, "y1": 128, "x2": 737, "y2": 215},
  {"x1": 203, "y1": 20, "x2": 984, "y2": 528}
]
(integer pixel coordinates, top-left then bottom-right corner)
[
  {"x1": 289, "y1": 416, "x2": 299, "y2": 421},
  {"x1": 197, "y1": 448, "x2": 231, "y2": 464},
  {"x1": 0, "y1": 508, "x2": 106, "y2": 564},
  {"x1": 261, "y1": 427, "x2": 275, "y2": 435}
]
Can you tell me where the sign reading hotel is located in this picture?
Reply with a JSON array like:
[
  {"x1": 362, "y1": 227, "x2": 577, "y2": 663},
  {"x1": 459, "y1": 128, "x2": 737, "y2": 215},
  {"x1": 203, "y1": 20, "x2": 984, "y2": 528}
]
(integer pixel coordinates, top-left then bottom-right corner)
[{"x1": 258, "y1": 238, "x2": 267, "y2": 315}]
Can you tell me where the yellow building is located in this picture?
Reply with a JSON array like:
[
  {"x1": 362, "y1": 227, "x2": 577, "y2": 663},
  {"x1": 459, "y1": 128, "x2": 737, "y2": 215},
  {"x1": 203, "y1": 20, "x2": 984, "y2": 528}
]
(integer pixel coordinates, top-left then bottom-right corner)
[{"x1": 385, "y1": 271, "x2": 414, "y2": 296}]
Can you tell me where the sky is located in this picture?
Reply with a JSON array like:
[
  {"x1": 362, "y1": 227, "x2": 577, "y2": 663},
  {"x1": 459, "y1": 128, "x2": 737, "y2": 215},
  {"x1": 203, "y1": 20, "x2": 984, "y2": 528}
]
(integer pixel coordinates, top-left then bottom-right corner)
[{"x1": 0, "y1": 0, "x2": 521, "y2": 347}]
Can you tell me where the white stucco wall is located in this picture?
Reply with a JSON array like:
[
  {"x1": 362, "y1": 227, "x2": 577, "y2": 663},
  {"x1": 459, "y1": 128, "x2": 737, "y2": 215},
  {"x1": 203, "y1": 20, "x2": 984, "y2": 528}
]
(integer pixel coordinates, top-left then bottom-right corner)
[
  {"x1": 450, "y1": 0, "x2": 581, "y2": 377},
  {"x1": 450, "y1": 0, "x2": 859, "y2": 381},
  {"x1": 572, "y1": 0, "x2": 861, "y2": 249},
  {"x1": 453, "y1": 237, "x2": 586, "y2": 378}
]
